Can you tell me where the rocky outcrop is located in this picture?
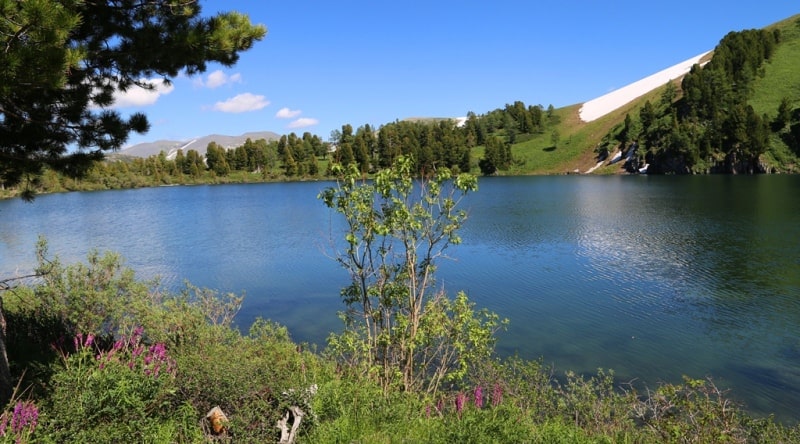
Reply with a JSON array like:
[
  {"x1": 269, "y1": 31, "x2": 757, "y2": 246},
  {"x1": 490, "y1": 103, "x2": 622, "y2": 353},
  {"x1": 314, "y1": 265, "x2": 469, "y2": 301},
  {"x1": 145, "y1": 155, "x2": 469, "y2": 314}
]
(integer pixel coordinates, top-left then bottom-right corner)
[{"x1": 643, "y1": 151, "x2": 770, "y2": 175}]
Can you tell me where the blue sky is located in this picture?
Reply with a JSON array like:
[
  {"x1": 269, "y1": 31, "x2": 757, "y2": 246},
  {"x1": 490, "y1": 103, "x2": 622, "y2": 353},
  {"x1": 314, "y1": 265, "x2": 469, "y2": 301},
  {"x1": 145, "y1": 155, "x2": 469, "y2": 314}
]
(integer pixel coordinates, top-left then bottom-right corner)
[{"x1": 120, "y1": 2, "x2": 798, "y2": 147}]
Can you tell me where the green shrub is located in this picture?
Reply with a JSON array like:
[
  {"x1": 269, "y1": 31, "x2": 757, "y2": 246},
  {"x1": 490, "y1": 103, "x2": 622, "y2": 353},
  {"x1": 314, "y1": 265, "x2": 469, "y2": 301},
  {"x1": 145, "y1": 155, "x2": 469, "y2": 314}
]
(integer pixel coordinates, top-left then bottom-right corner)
[
  {"x1": 4, "y1": 240, "x2": 245, "y2": 398},
  {"x1": 472, "y1": 356, "x2": 560, "y2": 421},
  {"x1": 557, "y1": 369, "x2": 635, "y2": 436},
  {"x1": 41, "y1": 329, "x2": 200, "y2": 443},
  {"x1": 308, "y1": 378, "x2": 393, "y2": 441},
  {"x1": 528, "y1": 420, "x2": 614, "y2": 444},
  {"x1": 424, "y1": 386, "x2": 535, "y2": 443},
  {"x1": 173, "y1": 319, "x2": 325, "y2": 441},
  {"x1": 629, "y1": 376, "x2": 781, "y2": 443},
  {"x1": 320, "y1": 157, "x2": 506, "y2": 395}
]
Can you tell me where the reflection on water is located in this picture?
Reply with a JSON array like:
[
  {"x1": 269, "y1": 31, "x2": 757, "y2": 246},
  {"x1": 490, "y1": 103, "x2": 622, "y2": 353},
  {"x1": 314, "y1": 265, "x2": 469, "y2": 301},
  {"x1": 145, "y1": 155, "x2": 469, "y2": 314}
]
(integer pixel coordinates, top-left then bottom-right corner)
[
  {"x1": 441, "y1": 175, "x2": 800, "y2": 423},
  {"x1": 1, "y1": 176, "x2": 799, "y2": 423}
]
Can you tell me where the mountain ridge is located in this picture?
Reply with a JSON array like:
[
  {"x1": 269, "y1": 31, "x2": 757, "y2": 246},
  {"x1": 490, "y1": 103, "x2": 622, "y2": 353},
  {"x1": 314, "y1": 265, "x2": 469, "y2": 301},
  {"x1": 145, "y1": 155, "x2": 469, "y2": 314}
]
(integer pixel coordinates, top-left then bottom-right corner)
[{"x1": 118, "y1": 131, "x2": 280, "y2": 159}]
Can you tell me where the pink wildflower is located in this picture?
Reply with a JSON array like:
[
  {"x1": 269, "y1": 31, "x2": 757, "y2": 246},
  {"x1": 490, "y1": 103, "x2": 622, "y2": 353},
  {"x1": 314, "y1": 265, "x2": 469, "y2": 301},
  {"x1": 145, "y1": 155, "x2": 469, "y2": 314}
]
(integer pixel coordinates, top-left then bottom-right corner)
[
  {"x1": 455, "y1": 392, "x2": 466, "y2": 417},
  {"x1": 0, "y1": 410, "x2": 8, "y2": 436},
  {"x1": 474, "y1": 385, "x2": 484, "y2": 408},
  {"x1": 491, "y1": 383, "x2": 503, "y2": 407},
  {"x1": 10, "y1": 401, "x2": 38, "y2": 435},
  {"x1": 149, "y1": 343, "x2": 167, "y2": 361}
]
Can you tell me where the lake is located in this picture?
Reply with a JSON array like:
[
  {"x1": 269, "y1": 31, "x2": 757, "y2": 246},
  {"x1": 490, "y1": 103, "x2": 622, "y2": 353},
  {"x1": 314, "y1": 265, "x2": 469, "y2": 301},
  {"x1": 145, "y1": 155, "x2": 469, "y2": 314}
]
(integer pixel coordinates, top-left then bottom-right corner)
[{"x1": 1, "y1": 175, "x2": 798, "y2": 423}]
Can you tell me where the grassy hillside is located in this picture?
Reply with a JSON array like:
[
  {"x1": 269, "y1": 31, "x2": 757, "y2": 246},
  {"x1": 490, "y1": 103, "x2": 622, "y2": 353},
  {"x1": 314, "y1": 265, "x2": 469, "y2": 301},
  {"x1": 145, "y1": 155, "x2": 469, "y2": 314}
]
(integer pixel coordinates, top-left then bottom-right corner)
[
  {"x1": 750, "y1": 14, "x2": 800, "y2": 169},
  {"x1": 498, "y1": 88, "x2": 656, "y2": 175},
  {"x1": 750, "y1": 15, "x2": 800, "y2": 116},
  {"x1": 508, "y1": 14, "x2": 800, "y2": 175}
]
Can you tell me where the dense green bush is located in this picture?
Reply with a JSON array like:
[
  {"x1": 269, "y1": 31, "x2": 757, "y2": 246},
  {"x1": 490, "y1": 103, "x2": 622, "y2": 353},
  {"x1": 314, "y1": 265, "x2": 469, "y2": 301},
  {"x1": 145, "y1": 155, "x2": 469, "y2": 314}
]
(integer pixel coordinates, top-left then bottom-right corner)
[
  {"x1": 41, "y1": 329, "x2": 200, "y2": 443},
  {"x1": 2, "y1": 243, "x2": 330, "y2": 442},
  {"x1": 173, "y1": 320, "x2": 325, "y2": 440},
  {"x1": 320, "y1": 157, "x2": 506, "y2": 396}
]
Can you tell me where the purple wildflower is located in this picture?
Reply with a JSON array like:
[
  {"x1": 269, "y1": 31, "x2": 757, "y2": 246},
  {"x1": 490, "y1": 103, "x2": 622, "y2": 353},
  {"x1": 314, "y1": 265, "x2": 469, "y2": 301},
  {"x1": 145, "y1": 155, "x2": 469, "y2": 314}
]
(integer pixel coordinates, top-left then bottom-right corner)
[
  {"x1": 0, "y1": 410, "x2": 8, "y2": 436},
  {"x1": 455, "y1": 392, "x2": 466, "y2": 417},
  {"x1": 425, "y1": 405, "x2": 431, "y2": 418},
  {"x1": 92, "y1": 327, "x2": 175, "y2": 380},
  {"x1": 491, "y1": 383, "x2": 503, "y2": 407},
  {"x1": 474, "y1": 385, "x2": 484, "y2": 409},
  {"x1": 149, "y1": 343, "x2": 167, "y2": 360},
  {"x1": 10, "y1": 401, "x2": 38, "y2": 435}
]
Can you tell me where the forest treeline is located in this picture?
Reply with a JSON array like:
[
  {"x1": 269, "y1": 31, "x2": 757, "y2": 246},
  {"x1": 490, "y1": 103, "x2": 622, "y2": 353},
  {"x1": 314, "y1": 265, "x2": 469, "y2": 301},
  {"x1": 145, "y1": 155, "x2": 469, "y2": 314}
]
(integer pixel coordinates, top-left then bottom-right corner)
[
  {"x1": 605, "y1": 26, "x2": 800, "y2": 174},
  {"x1": 328, "y1": 102, "x2": 559, "y2": 175},
  {"x1": 4, "y1": 102, "x2": 562, "y2": 196}
]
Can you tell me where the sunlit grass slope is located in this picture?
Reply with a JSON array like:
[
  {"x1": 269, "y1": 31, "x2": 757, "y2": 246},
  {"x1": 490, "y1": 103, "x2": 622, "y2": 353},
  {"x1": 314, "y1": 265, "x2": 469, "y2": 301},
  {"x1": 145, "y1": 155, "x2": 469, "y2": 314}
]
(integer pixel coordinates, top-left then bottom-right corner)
[{"x1": 507, "y1": 14, "x2": 800, "y2": 175}]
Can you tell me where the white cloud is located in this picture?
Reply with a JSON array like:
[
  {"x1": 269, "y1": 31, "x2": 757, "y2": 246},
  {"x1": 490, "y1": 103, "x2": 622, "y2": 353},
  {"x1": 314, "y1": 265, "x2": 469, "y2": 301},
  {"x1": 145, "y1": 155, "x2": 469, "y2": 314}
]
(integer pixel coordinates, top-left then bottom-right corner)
[
  {"x1": 195, "y1": 70, "x2": 243, "y2": 89},
  {"x1": 108, "y1": 79, "x2": 174, "y2": 108},
  {"x1": 206, "y1": 71, "x2": 228, "y2": 88},
  {"x1": 211, "y1": 93, "x2": 270, "y2": 113},
  {"x1": 276, "y1": 107, "x2": 302, "y2": 119},
  {"x1": 288, "y1": 117, "x2": 319, "y2": 129}
]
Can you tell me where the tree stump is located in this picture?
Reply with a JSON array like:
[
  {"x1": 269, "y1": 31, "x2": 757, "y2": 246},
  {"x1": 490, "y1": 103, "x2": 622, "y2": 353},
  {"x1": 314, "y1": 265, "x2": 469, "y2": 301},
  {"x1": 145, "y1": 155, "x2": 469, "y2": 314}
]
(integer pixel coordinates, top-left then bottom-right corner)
[{"x1": 205, "y1": 406, "x2": 229, "y2": 437}]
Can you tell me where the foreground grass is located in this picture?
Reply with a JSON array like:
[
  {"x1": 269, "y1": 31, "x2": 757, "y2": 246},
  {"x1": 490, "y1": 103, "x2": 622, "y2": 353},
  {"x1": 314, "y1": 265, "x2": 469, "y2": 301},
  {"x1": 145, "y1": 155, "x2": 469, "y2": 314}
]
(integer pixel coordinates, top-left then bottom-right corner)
[{"x1": 1, "y1": 247, "x2": 798, "y2": 442}]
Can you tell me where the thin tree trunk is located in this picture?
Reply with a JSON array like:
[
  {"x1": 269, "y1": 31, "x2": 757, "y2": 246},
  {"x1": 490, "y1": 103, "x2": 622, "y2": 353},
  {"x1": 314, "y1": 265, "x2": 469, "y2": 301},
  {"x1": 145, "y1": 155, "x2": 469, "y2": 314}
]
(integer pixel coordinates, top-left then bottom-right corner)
[{"x1": 0, "y1": 299, "x2": 13, "y2": 407}]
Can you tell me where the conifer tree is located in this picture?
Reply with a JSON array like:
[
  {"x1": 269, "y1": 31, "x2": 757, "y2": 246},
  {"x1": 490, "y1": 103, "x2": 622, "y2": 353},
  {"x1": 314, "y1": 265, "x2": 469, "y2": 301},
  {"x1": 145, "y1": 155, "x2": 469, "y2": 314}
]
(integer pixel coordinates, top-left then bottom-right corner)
[
  {"x1": 0, "y1": 2, "x2": 264, "y2": 407},
  {"x1": 0, "y1": 0, "x2": 266, "y2": 199}
]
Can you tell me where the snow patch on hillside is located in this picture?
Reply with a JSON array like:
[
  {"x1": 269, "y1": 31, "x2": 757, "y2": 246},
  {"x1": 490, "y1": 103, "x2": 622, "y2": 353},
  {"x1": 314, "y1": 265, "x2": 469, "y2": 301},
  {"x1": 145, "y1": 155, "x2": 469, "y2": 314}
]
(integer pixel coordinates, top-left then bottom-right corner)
[{"x1": 579, "y1": 51, "x2": 712, "y2": 122}]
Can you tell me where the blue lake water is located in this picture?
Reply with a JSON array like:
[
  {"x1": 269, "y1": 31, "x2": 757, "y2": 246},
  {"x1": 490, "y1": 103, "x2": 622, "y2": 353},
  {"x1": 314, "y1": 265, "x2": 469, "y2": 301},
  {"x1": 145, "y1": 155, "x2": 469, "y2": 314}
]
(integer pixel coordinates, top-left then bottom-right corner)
[{"x1": 1, "y1": 175, "x2": 798, "y2": 423}]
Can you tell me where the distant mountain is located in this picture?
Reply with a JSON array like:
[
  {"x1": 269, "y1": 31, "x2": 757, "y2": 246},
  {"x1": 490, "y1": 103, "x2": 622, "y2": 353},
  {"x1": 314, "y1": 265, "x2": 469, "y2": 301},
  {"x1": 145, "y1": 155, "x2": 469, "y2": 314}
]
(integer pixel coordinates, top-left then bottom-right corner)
[
  {"x1": 403, "y1": 117, "x2": 468, "y2": 127},
  {"x1": 117, "y1": 131, "x2": 280, "y2": 159}
]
